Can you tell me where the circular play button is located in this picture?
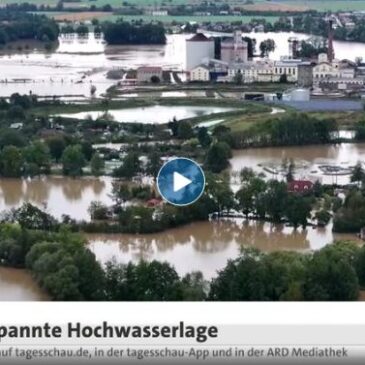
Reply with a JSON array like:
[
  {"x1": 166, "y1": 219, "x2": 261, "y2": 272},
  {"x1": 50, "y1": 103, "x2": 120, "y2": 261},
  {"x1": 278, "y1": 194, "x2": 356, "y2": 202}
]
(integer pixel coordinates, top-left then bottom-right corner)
[{"x1": 157, "y1": 158, "x2": 206, "y2": 206}]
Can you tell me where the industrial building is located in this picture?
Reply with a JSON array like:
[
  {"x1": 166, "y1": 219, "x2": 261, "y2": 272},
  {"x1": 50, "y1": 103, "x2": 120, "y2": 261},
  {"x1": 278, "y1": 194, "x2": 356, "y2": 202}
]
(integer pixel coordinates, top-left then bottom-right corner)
[
  {"x1": 185, "y1": 33, "x2": 215, "y2": 71},
  {"x1": 221, "y1": 31, "x2": 248, "y2": 64},
  {"x1": 136, "y1": 67, "x2": 163, "y2": 83},
  {"x1": 189, "y1": 65, "x2": 211, "y2": 82}
]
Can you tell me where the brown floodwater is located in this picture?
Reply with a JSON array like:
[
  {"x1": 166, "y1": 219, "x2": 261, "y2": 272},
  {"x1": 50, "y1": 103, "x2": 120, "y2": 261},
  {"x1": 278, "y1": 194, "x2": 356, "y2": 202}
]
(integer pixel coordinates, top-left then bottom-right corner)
[
  {"x1": 0, "y1": 267, "x2": 48, "y2": 301},
  {"x1": 88, "y1": 219, "x2": 359, "y2": 280},
  {"x1": 230, "y1": 143, "x2": 365, "y2": 186},
  {"x1": 0, "y1": 142, "x2": 363, "y2": 291},
  {"x1": 0, "y1": 176, "x2": 113, "y2": 220}
]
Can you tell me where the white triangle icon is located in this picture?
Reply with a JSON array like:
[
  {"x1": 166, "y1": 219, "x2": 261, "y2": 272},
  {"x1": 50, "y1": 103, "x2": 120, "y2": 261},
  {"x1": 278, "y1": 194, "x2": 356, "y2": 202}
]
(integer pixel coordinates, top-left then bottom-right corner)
[{"x1": 173, "y1": 172, "x2": 192, "y2": 192}]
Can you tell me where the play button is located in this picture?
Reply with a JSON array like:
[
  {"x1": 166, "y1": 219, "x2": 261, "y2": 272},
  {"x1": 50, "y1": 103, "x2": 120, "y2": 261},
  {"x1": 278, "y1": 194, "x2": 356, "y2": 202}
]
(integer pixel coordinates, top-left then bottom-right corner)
[
  {"x1": 157, "y1": 158, "x2": 205, "y2": 206},
  {"x1": 173, "y1": 172, "x2": 192, "y2": 192}
]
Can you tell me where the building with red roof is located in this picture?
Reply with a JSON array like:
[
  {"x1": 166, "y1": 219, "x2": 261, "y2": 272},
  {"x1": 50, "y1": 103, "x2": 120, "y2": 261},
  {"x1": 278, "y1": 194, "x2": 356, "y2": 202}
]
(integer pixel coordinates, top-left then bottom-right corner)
[{"x1": 288, "y1": 180, "x2": 314, "y2": 193}]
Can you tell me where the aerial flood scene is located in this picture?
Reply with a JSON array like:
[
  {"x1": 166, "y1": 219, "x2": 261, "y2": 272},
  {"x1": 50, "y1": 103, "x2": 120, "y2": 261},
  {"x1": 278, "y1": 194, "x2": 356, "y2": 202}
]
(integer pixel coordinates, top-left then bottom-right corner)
[{"x1": 2, "y1": 0, "x2": 365, "y2": 302}]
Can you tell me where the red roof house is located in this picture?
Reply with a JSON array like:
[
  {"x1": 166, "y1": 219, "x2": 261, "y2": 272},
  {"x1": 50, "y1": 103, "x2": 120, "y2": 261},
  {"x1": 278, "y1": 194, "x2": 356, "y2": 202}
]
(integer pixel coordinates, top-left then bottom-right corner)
[{"x1": 287, "y1": 180, "x2": 314, "y2": 193}]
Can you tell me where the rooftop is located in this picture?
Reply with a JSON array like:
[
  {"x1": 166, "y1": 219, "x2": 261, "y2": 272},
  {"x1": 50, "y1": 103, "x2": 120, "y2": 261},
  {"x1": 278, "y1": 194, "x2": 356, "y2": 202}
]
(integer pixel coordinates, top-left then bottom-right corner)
[
  {"x1": 186, "y1": 33, "x2": 213, "y2": 42},
  {"x1": 137, "y1": 67, "x2": 162, "y2": 72}
]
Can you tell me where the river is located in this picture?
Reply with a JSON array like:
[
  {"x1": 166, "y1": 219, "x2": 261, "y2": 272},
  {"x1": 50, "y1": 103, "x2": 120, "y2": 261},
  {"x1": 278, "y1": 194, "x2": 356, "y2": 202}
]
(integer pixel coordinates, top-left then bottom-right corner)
[{"x1": 1, "y1": 31, "x2": 364, "y2": 98}]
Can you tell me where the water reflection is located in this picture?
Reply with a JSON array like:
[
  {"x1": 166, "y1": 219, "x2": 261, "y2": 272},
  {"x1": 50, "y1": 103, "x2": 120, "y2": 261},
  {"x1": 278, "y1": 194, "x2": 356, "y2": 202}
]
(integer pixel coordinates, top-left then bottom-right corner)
[
  {"x1": 0, "y1": 176, "x2": 112, "y2": 220},
  {"x1": 1, "y1": 32, "x2": 365, "y2": 98},
  {"x1": 0, "y1": 268, "x2": 48, "y2": 301},
  {"x1": 88, "y1": 219, "x2": 359, "y2": 279},
  {"x1": 231, "y1": 143, "x2": 365, "y2": 185},
  {"x1": 58, "y1": 105, "x2": 234, "y2": 124}
]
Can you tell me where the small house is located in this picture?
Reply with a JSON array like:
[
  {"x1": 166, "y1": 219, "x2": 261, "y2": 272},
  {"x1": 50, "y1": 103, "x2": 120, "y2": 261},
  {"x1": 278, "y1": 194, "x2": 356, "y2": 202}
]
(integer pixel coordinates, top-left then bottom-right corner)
[{"x1": 288, "y1": 180, "x2": 314, "y2": 193}]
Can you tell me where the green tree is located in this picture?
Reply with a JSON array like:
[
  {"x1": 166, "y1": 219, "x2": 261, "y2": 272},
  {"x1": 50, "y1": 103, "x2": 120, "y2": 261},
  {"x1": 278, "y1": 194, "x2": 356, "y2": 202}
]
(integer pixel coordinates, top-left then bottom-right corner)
[
  {"x1": 205, "y1": 174, "x2": 234, "y2": 214},
  {"x1": 90, "y1": 153, "x2": 105, "y2": 176},
  {"x1": 113, "y1": 151, "x2": 140, "y2": 178},
  {"x1": 285, "y1": 195, "x2": 312, "y2": 229},
  {"x1": 104, "y1": 260, "x2": 181, "y2": 301},
  {"x1": 61, "y1": 145, "x2": 86, "y2": 177},
  {"x1": 23, "y1": 141, "x2": 51, "y2": 176},
  {"x1": 265, "y1": 181, "x2": 288, "y2": 222},
  {"x1": 351, "y1": 162, "x2": 364, "y2": 185},
  {"x1": 209, "y1": 249, "x2": 268, "y2": 301},
  {"x1": 177, "y1": 121, "x2": 194, "y2": 140},
  {"x1": 304, "y1": 244, "x2": 359, "y2": 301},
  {"x1": 112, "y1": 182, "x2": 131, "y2": 206},
  {"x1": 197, "y1": 127, "x2": 212, "y2": 148},
  {"x1": 179, "y1": 272, "x2": 207, "y2": 301},
  {"x1": 0, "y1": 145, "x2": 24, "y2": 177},
  {"x1": 315, "y1": 210, "x2": 331, "y2": 227},
  {"x1": 205, "y1": 142, "x2": 232, "y2": 173},
  {"x1": 46, "y1": 136, "x2": 66, "y2": 161},
  {"x1": 259, "y1": 38, "x2": 276, "y2": 57},
  {"x1": 146, "y1": 151, "x2": 162, "y2": 177}
]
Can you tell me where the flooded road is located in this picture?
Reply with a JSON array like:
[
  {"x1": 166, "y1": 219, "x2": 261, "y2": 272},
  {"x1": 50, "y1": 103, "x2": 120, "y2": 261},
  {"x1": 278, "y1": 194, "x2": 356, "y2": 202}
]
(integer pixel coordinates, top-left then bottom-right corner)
[
  {"x1": 0, "y1": 268, "x2": 48, "y2": 301},
  {"x1": 88, "y1": 219, "x2": 359, "y2": 280},
  {"x1": 0, "y1": 176, "x2": 113, "y2": 220}
]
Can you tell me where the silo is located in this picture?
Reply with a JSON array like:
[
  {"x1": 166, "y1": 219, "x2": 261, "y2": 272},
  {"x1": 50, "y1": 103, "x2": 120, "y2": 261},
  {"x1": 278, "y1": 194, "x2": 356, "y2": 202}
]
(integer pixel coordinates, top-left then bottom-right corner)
[{"x1": 185, "y1": 33, "x2": 215, "y2": 71}]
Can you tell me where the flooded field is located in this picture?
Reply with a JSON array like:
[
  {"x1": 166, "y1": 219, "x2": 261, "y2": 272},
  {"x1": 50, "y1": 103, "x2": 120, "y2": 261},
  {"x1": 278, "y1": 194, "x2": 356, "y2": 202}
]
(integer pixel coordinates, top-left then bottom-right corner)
[
  {"x1": 0, "y1": 267, "x2": 48, "y2": 301},
  {"x1": 230, "y1": 143, "x2": 365, "y2": 185},
  {"x1": 0, "y1": 142, "x2": 363, "y2": 295},
  {"x1": 88, "y1": 219, "x2": 359, "y2": 280},
  {"x1": 2, "y1": 31, "x2": 365, "y2": 99},
  {"x1": 59, "y1": 105, "x2": 235, "y2": 124},
  {"x1": 0, "y1": 33, "x2": 188, "y2": 98}
]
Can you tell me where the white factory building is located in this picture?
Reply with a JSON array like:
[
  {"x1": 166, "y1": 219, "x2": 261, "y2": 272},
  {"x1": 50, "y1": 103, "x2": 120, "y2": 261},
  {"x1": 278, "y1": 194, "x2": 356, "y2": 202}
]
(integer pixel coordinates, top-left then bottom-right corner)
[
  {"x1": 185, "y1": 33, "x2": 215, "y2": 71},
  {"x1": 189, "y1": 65, "x2": 211, "y2": 82}
]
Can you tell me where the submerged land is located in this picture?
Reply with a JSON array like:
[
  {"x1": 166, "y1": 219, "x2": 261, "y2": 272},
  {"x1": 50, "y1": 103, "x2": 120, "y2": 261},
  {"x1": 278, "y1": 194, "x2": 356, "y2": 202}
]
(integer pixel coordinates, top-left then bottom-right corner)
[{"x1": 1, "y1": 1, "x2": 365, "y2": 301}]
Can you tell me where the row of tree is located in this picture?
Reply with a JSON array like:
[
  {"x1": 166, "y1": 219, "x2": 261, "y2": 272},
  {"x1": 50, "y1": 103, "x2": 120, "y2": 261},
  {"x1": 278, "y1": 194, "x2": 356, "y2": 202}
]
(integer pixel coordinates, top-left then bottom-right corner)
[
  {"x1": 0, "y1": 11, "x2": 59, "y2": 45},
  {"x1": 102, "y1": 20, "x2": 166, "y2": 45},
  {"x1": 232, "y1": 114, "x2": 338, "y2": 149},
  {"x1": 0, "y1": 211, "x2": 362, "y2": 301},
  {"x1": 0, "y1": 142, "x2": 104, "y2": 178}
]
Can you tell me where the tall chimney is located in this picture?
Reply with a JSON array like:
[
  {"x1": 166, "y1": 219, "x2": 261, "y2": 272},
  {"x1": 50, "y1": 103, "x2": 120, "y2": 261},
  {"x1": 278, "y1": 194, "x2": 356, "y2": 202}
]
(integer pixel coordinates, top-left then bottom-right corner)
[{"x1": 327, "y1": 19, "x2": 335, "y2": 63}]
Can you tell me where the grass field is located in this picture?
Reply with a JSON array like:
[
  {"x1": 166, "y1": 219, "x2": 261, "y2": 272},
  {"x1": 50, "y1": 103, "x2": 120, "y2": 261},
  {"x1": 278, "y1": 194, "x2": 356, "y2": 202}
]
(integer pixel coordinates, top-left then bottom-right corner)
[
  {"x1": 4, "y1": 0, "x2": 365, "y2": 13},
  {"x1": 99, "y1": 14, "x2": 280, "y2": 23},
  {"x1": 280, "y1": 0, "x2": 365, "y2": 12},
  {"x1": 38, "y1": 11, "x2": 279, "y2": 24}
]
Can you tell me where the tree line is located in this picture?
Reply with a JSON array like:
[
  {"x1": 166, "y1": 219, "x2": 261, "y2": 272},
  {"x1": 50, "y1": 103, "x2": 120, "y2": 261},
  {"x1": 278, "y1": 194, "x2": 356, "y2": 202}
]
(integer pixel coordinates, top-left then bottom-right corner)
[
  {"x1": 0, "y1": 211, "x2": 362, "y2": 301},
  {"x1": 232, "y1": 114, "x2": 338, "y2": 149},
  {"x1": 0, "y1": 10, "x2": 59, "y2": 45},
  {"x1": 102, "y1": 20, "x2": 166, "y2": 45}
]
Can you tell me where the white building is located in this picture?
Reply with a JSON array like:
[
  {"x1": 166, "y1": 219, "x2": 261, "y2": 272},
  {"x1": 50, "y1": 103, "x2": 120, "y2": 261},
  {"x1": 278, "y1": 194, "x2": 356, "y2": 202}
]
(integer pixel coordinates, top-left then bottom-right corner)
[
  {"x1": 273, "y1": 59, "x2": 302, "y2": 82},
  {"x1": 221, "y1": 31, "x2": 248, "y2": 64},
  {"x1": 152, "y1": 10, "x2": 168, "y2": 16},
  {"x1": 227, "y1": 61, "x2": 274, "y2": 83},
  {"x1": 313, "y1": 62, "x2": 340, "y2": 80},
  {"x1": 185, "y1": 33, "x2": 215, "y2": 71},
  {"x1": 190, "y1": 65, "x2": 210, "y2": 82}
]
